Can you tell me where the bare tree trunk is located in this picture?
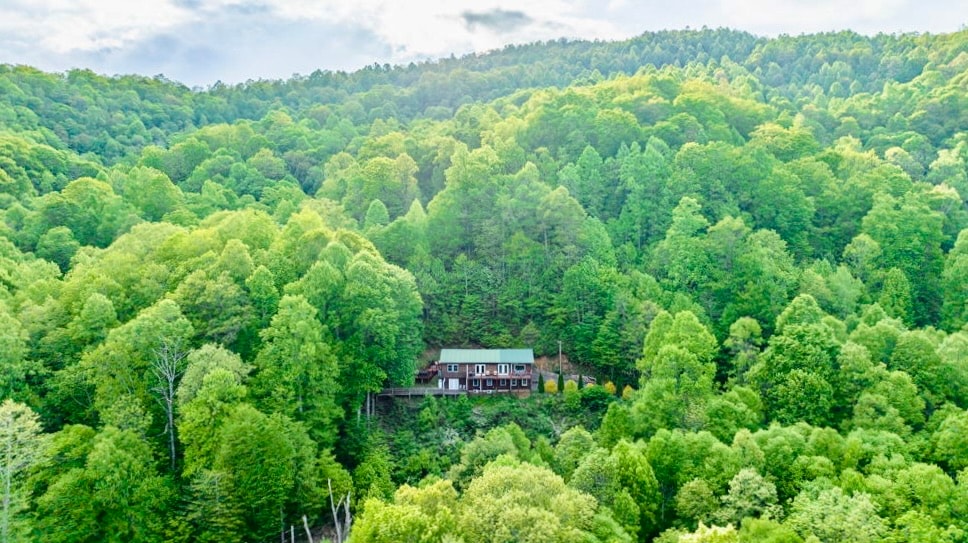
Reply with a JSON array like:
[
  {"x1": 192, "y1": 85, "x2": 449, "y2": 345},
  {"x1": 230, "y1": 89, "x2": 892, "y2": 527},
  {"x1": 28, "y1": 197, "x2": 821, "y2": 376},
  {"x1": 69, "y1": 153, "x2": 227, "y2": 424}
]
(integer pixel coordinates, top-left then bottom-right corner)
[
  {"x1": 151, "y1": 337, "x2": 187, "y2": 473},
  {"x1": 343, "y1": 491, "x2": 352, "y2": 541},
  {"x1": 327, "y1": 479, "x2": 353, "y2": 543},
  {"x1": 302, "y1": 515, "x2": 314, "y2": 543},
  {"x1": 328, "y1": 479, "x2": 341, "y2": 543}
]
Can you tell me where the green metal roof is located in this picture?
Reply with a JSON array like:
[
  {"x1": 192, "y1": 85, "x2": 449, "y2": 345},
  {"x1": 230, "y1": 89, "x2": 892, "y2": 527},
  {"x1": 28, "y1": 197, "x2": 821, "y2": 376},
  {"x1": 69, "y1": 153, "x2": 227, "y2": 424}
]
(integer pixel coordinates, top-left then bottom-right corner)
[{"x1": 439, "y1": 349, "x2": 534, "y2": 364}]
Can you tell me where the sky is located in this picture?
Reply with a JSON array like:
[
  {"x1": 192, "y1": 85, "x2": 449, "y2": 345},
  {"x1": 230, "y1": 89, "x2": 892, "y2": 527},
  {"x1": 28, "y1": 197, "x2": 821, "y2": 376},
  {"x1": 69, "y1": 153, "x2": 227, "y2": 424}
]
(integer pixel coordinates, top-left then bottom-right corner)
[{"x1": 0, "y1": 0, "x2": 966, "y2": 88}]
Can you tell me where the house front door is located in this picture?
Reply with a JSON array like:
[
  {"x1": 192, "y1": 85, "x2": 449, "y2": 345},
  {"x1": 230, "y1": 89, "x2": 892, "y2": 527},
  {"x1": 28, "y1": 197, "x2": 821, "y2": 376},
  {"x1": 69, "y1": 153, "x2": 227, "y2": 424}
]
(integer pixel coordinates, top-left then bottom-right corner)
[{"x1": 448, "y1": 378, "x2": 460, "y2": 390}]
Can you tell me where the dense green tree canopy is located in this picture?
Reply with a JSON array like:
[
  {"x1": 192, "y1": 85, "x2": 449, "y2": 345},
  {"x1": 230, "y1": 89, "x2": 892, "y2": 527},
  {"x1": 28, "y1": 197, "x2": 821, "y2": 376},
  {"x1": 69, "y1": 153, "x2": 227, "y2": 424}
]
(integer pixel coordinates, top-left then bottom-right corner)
[{"x1": 1, "y1": 27, "x2": 968, "y2": 543}]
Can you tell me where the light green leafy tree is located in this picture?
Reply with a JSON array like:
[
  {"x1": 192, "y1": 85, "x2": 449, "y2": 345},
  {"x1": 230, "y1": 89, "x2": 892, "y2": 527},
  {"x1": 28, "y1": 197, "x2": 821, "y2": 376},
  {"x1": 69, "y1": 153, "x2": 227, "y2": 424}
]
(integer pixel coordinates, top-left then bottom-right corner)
[
  {"x1": 786, "y1": 486, "x2": 887, "y2": 543},
  {"x1": 35, "y1": 426, "x2": 171, "y2": 543},
  {"x1": 715, "y1": 468, "x2": 779, "y2": 526},
  {"x1": 251, "y1": 295, "x2": 341, "y2": 446},
  {"x1": 350, "y1": 479, "x2": 460, "y2": 543},
  {"x1": 458, "y1": 458, "x2": 613, "y2": 543},
  {"x1": 0, "y1": 400, "x2": 44, "y2": 543}
]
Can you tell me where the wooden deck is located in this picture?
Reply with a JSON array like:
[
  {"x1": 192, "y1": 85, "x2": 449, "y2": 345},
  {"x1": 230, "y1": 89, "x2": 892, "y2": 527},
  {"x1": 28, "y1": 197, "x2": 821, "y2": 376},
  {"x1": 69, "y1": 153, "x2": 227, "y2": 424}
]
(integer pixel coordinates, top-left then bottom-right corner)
[
  {"x1": 378, "y1": 387, "x2": 533, "y2": 398},
  {"x1": 378, "y1": 387, "x2": 465, "y2": 397}
]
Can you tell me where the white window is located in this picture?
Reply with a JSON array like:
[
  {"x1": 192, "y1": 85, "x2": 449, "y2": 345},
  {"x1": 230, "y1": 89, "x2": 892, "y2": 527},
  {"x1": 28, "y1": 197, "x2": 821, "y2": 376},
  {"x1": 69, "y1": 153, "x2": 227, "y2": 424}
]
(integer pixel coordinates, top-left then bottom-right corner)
[
  {"x1": 475, "y1": 364, "x2": 486, "y2": 374},
  {"x1": 514, "y1": 364, "x2": 526, "y2": 373},
  {"x1": 447, "y1": 364, "x2": 458, "y2": 373},
  {"x1": 498, "y1": 364, "x2": 509, "y2": 375},
  {"x1": 486, "y1": 379, "x2": 493, "y2": 387},
  {"x1": 500, "y1": 379, "x2": 507, "y2": 387},
  {"x1": 521, "y1": 379, "x2": 529, "y2": 388},
  {"x1": 471, "y1": 379, "x2": 479, "y2": 387},
  {"x1": 511, "y1": 379, "x2": 518, "y2": 387}
]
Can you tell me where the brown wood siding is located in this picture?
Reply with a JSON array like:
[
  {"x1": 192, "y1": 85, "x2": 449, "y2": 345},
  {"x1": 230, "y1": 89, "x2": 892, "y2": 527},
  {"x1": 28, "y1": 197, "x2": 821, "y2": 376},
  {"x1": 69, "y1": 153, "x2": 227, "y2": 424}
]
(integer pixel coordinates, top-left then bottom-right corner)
[{"x1": 439, "y1": 361, "x2": 532, "y2": 394}]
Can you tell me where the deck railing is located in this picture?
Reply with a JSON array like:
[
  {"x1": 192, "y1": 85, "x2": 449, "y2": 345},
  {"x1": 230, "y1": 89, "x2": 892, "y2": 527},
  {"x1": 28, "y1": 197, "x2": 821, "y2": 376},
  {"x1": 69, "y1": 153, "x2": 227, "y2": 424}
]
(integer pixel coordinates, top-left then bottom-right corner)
[
  {"x1": 378, "y1": 387, "x2": 464, "y2": 397},
  {"x1": 466, "y1": 371, "x2": 532, "y2": 378}
]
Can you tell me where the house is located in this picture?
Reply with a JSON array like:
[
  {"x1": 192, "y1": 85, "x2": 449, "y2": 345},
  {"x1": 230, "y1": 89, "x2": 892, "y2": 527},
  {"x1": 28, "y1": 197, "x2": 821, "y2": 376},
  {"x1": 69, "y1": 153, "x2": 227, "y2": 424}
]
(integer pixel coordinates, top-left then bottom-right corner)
[{"x1": 437, "y1": 349, "x2": 534, "y2": 394}]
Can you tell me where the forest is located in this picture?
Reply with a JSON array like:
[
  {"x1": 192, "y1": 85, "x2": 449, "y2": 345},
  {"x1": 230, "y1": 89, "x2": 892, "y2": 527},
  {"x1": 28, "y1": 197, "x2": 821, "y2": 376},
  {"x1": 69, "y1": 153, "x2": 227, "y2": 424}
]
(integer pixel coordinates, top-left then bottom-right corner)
[{"x1": 0, "y1": 27, "x2": 967, "y2": 542}]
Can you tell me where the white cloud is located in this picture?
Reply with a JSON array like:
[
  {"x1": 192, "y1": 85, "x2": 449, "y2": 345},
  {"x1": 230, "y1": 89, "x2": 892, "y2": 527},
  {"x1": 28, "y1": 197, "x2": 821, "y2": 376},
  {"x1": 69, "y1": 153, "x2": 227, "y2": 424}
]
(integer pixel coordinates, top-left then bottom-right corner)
[
  {"x1": 607, "y1": 0, "x2": 630, "y2": 11},
  {"x1": 0, "y1": 0, "x2": 192, "y2": 53},
  {"x1": 0, "y1": 0, "x2": 625, "y2": 63},
  {"x1": 261, "y1": 0, "x2": 626, "y2": 60},
  {"x1": 717, "y1": 0, "x2": 909, "y2": 33},
  {"x1": 1, "y1": 0, "x2": 966, "y2": 86}
]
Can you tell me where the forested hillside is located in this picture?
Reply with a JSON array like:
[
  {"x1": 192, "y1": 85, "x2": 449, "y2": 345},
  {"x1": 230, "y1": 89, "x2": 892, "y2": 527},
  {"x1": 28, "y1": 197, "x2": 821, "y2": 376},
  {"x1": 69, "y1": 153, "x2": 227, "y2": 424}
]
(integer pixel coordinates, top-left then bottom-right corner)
[{"x1": 1, "y1": 29, "x2": 967, "y2": 542}]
